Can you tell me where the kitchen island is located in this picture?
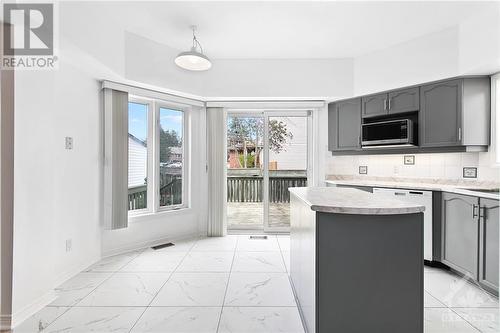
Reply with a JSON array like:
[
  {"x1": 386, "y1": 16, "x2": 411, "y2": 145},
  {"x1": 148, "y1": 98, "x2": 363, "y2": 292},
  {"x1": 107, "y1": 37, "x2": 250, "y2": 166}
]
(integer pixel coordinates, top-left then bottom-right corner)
[{"x1": 289, "y1": 187, "x2": 425, "y2": 333}]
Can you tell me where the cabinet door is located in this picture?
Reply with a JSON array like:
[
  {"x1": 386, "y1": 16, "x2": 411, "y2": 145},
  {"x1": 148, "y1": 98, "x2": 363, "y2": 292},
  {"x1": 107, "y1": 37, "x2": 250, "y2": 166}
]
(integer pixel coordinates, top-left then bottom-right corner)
[
  {"x1": 420, "y1": 79, "x2": 463, "y2": 147},
  {"x1": 479, "y1": 198, "x2": 499, "y2": 294},
  {"x1": 362, "y1": 93, "x2": 387, "y2": 118},
  {"x1": 388, "y1": 87, "x2": 419, "y2": 114},
  {"x1": 328, "y1": 103, "x2": 338, "y2": 151},
  {"x1": 333, "y1": 99, "x2": 361, "y2": 151},
  {"x1": 442, "y1": 193, "x2": 479, "y2": 279}
]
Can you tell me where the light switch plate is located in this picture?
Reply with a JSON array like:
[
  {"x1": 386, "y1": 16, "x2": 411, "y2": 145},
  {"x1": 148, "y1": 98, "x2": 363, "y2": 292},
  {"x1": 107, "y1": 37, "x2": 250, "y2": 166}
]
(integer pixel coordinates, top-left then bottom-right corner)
[
  {"x1": 404, "y1": 155, "x2": 415, "y2": 165},
  {"x1": 65, "y1": 137, "x2": 73, "y2": 149},
  {"x1": 463, "y1": 167, "x2": 477, "y2": 179},
  {"x1": 359, "y1": 166, "x2": 368, "y2": 175}
]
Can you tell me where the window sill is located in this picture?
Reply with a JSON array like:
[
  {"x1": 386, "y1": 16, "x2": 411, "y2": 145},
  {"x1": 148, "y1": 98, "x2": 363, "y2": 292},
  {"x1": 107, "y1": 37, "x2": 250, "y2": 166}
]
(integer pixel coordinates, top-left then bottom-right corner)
[{"x1": 128, "y1": 206, "x2": 191, "y2": 224}]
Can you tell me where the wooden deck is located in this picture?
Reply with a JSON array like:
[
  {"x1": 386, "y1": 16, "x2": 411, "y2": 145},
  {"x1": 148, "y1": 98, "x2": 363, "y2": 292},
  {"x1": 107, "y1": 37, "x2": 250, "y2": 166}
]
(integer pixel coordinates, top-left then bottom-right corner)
[{"x1": 227, "y1": 202, "x2": 290, "y2": 229}]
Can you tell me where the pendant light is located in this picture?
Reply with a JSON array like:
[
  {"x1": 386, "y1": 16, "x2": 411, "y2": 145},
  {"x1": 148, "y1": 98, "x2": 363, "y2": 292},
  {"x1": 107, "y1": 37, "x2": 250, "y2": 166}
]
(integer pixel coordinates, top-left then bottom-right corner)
[{"x1": 175, "y1": 26, "x2": 212, "y2": 71}]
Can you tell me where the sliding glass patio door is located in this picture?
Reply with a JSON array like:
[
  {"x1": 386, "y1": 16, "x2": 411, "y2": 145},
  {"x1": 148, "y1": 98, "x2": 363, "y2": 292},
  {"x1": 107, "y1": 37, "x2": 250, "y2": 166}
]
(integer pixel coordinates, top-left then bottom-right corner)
[
  {"x1": 264, "y1": 114, "x2": 309, "y2": 232},
  {"x1": 226, "y1": 111, "x2": 311, "y2": 232},
  {"x1": 226, "y1": 114, "x2": 265, "y2": 230}
]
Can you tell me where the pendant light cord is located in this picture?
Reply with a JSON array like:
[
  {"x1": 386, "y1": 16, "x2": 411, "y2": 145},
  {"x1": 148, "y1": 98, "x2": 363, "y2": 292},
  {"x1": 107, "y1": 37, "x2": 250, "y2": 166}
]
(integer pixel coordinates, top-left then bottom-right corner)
[{"x1": 191, "y1": 27, "x2": 204, "y2": 54}]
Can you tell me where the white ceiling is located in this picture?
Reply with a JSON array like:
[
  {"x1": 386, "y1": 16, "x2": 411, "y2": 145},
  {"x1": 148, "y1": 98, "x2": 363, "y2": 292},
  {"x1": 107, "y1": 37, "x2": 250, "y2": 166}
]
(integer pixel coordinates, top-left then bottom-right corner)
[{"x1": 63, "y1": 1, "x2": 497, "y2": 59}]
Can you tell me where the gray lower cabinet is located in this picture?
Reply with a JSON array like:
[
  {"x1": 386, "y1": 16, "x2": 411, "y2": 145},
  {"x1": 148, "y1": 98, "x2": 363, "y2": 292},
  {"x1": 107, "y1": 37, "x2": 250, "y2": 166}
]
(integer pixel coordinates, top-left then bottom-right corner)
[
  {"x1": 290, "y1": 194, "x2": 423, "y2": 333},
  {"x1": 420, "y1": 79, "x2": 462, "y2": 147},
  {"x1": 328, "y1": 98, "x2": 361, "y2": 151},
  {"x1": 441, "y1": 192, "x2": 479, "y2": 279},
  {"x1": 388, "y1": 87, "x2": 419, "y2": 114},
  {"x1": 362, "y1": 93, "x2": 387, "y2": 118},
  {"x1": 479, "y1": 198, "x2": 499, "y2": 294},
  {"x1": 442, "y1": 193, "x2": 499, "y2": 295}
]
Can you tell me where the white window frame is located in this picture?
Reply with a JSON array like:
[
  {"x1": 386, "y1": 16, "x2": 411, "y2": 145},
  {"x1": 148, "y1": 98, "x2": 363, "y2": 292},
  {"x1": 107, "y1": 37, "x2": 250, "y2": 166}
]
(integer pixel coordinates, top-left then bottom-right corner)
[
  {"x1": 127, "y1": 96, "x2": 190, "y2": 218},
  {"x1": 156, "y1": 101, "x2": 190, "y2": 212},
  {"x1": 127, "y1": 97, "x2": 155, "y2": 217}
]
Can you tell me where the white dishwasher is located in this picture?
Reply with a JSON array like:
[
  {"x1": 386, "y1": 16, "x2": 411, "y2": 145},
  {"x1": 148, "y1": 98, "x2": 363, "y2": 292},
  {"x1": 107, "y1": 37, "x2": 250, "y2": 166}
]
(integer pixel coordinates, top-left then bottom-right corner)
[{"x1": 372, "y1": 188, "x2": 433, "y2": 261}]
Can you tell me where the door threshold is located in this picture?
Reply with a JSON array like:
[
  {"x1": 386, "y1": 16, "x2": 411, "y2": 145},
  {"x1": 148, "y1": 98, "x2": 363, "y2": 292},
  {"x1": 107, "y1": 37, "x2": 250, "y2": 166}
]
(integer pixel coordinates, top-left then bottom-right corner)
[{"x1": 227, "y1": 229, "x2": 290, "y2": 235}]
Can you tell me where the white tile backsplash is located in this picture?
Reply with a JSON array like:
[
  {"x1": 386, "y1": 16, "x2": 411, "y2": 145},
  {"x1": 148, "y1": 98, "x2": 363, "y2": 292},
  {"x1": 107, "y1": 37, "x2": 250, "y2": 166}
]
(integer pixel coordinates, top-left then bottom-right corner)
[{"x1": 327, "y1": 152, "x2": 500, "y2": 182}]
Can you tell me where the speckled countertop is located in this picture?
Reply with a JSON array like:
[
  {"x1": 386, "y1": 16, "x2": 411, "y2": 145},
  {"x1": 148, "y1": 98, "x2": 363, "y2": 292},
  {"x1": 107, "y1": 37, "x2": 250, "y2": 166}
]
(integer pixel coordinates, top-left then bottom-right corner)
[
  {"x1": 325, "y1": 175, "x2": 500, "y2": 200},
  {"x1": 289, "y1": 187, "x2": 425, "y2": 215}
]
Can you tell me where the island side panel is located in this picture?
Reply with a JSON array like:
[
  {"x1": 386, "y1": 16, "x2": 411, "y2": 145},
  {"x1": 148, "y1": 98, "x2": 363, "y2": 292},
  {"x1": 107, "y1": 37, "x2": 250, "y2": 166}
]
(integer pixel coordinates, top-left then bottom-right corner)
[
  {"x1": 290, "y1": 194, "x2": 316, "y2": 333},
  {"x1": 316, "y1": 212, "x2": 424, "y2": 333}
]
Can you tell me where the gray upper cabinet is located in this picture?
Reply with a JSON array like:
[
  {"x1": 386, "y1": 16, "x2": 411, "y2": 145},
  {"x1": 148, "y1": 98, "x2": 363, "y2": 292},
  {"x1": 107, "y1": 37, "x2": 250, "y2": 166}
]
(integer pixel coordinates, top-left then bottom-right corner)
[
  {"x1": 479, "y1": 198, "x2": 499, "y2": 294},
  {"x1": 388, "y1": 87, "x2": 419, "y2": 114},
  {"x1": 328, "y1": 98, "x2": 361, "y2": 151},
  {"x1": 420, "y1": 79, "x2": 462, "y2": 147},
  {"x1": 328, "y1": 76, "x2": 490, "y2": 154},
  {"x1": 442, "y1": 192, "x2": 479, "y2": 279},
  {"x1": 420, "y1": 77, "x2": 490, "y2": 148},
  {"x1": 362, "y1": 93, "x2": 387, "y2": 118}
]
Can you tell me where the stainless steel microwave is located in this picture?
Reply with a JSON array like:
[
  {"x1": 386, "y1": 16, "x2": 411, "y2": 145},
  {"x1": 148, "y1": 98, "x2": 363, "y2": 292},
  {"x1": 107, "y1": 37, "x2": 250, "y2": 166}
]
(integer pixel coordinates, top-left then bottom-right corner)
[{"x1": 361, "y1": 119, "x2": 414, "y2": 147}]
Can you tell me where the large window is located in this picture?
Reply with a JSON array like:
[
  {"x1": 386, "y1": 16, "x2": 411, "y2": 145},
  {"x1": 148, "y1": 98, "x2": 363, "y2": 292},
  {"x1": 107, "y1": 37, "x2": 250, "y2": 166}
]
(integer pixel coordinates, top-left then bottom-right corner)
[
  {"x1": 127, "y1": 98, "x2": 188, "y2": 216},
  {"x1": 159, "y1": 107, "x2": 184, "y2": 208}
]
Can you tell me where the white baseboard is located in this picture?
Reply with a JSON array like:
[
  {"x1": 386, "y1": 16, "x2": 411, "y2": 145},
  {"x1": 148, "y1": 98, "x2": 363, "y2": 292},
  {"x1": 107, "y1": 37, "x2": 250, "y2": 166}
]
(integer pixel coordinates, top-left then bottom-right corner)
[
  {"x1": 11, "y1": 254, "x2": 99, "y2": 328},
  {"x1": 0, "y1": 314, "x2": 12, "y2": 331},
  {"x1": 102, "y1": 231, "x2": 201, "y2": 258},
  {"x1": 10, "y1": 290, "x2": 56, "y2": 329}
]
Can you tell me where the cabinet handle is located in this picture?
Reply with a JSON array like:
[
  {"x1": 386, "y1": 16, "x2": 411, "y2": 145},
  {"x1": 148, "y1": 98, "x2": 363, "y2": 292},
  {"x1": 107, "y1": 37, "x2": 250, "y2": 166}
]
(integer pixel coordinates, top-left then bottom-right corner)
[
  {"x1": 388, "y1": 98, "x2": 392, "y2": 110},
  {"x1": 479, "y1": 207, "x2": 486, "y2": 221},
  {"x1": 384, "y1": 99, "x2": 387, "y2": 111},
  {"x1": 458, "y1": 127, "x2": 462, "y2": 141},
  {"x1": 472, "y1": 204, "x2": 479, "y2": 219}
]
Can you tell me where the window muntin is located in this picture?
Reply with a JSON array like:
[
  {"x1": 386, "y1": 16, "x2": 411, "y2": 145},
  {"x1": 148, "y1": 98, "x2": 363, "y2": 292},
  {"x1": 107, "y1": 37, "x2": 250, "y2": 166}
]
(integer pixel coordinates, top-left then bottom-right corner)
[
  {"x1": 159, "y1": 107, "x2": 184, "y2": 208},
  {"x1": 128, "y1": 102, "x2": 149, "y2": 211}
]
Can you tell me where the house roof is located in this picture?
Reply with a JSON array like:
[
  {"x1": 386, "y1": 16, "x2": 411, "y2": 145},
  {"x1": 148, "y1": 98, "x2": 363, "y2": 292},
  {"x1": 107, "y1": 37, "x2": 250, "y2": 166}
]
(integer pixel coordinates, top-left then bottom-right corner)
[{"x1": 128, "y1": 134, "x2": 147, "y2": 147}]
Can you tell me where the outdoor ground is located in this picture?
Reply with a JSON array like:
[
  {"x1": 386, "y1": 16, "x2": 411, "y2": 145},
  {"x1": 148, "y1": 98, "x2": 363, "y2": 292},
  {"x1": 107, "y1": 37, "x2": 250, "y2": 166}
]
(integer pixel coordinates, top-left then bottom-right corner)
[{"x1": 227, "y1": 202, "x2": 289, "y2": 229}]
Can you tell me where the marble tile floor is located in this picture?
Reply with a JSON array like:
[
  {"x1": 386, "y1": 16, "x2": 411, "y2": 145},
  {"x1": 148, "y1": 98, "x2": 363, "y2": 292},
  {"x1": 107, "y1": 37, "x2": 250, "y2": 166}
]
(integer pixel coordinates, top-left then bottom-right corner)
[{"x1": 10, "y1": 235, "x2": 499, "y2": 333}]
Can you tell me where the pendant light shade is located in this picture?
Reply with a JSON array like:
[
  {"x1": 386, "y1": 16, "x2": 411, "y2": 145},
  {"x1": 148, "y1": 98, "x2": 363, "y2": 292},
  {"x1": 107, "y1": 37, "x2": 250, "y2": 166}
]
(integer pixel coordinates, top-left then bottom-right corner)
[{"x1": 175, "y1": 26, "x2": 212, "y2": 71}]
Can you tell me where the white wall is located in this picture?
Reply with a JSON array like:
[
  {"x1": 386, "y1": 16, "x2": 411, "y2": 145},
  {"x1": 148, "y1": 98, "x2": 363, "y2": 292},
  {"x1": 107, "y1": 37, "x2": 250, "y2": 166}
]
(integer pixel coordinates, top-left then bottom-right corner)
[
  {"x1": 201, "y1": 58, "x2": 353, "y2": 99},
  {"x1": 124, "y1": 32, "x2": 354, "y2": 100},
  {"x1": 12, "y1": 58, "x2": 102, "y2": 322},
  {"x1": 354, "y1": 27, "x2": 460, "y2": 95},
  {"x1": 353, "y1": 6, "x2": 500, "y2": 95}
]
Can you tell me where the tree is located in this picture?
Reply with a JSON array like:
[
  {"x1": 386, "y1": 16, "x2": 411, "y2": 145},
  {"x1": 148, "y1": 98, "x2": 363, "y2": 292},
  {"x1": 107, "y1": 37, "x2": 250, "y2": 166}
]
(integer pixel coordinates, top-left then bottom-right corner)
[
  {"x1": 268, "y1": 119, "x2": 294, "y2": 153},
  {"x1": 226, "y1": 117, "x2": 293, "y2": 168},
  {"x1": 159, "y1": 128, "x2": 180, "y2": 163}
]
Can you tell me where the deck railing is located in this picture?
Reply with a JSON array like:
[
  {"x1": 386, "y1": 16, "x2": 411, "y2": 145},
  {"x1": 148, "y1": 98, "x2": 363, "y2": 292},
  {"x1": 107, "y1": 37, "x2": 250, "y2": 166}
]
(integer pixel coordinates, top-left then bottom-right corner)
[
  {"x1": 128, "y1": 167, "x2": 182, "y2": 210},
  {"x1": 129, "y1": 169, "x2": 306, "y2": 209},
  {"x1": 128, "y1": 185, "x2": 147, "y2": 210},
  {"x1": 227, "y1": 170, "x2": 307, "y2": 203}
]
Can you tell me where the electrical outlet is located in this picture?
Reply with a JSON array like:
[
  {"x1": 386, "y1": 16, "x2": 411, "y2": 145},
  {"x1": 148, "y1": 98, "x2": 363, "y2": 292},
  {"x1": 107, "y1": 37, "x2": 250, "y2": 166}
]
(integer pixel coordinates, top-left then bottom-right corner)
[
  {"x1": 463, "y1": 167, "x2": 478, "y2": 179},
  {"x1": 359, "y1": 166, "x2": 368, "y2": 175},
  {"x1": 65, "y1": 137, "x2": 73, "y2": 150},
  {"x1": 66, "y1": 239, "x2": 72, "y2": 252},
  {"x1": 404, "y1": 155, "x2": 415, "y2": 165}
]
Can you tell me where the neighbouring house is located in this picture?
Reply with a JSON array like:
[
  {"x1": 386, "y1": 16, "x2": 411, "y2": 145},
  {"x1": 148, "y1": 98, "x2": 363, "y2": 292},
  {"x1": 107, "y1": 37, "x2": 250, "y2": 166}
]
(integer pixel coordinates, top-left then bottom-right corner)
[
  {"x1": 128, "y1": 134, "x2": 147, "y2": 187},
  {"x1": 168, "y1": 146, "x2": 183, "y2": 163}
]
